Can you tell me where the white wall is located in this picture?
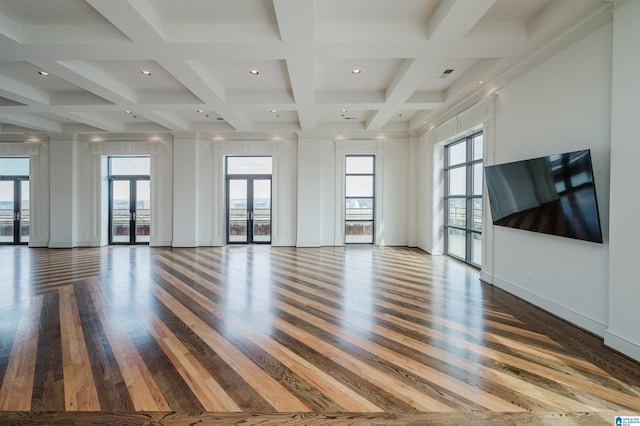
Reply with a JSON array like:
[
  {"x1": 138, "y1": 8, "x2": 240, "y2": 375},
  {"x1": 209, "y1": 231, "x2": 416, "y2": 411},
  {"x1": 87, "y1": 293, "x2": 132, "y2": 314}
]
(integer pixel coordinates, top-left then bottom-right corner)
[
  {"x1": 296, "y1": 137, "x2": 411, "y2": 247},
  {"x1": 175, "y1": 137, "x2": 299, "y2": 247},
  {"x1": 606, "y1": 0, "x2": 640, "y2": 361},
  {"x1": 488, "y1": 22, "x2": 612, "y2": 336}
]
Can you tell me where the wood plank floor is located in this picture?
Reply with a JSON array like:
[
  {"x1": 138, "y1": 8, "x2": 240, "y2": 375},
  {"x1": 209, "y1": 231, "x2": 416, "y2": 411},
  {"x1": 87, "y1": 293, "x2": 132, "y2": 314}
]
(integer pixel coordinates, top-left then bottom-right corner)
[{"x1": 0, "y1": 245, "x2": 638, "y2": 425}]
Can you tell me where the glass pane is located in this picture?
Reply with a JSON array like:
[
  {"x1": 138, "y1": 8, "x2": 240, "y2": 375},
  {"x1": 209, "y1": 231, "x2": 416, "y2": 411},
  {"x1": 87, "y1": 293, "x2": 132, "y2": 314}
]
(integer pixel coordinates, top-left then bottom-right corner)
[
  {"x1": 0, "y1": 181, "x2": 14, "y2": 243},
  {"x1": 471, "y1": 232, "x2": 482, "y2": 266},
  {"x1": 447, "y1": 166, "x2": 466, "y2": 196},
  {"x1": 447, "y1": 142, "x2": 466, "y2": 166},
  {"x1": 253, "y1": 179, "x2": 271, "y2": 242},
  {"x1": 135, "y1": 180, "x2": 150, "y2": 243},
  {"x1": 473, "y1": 163, "x2": 483, "y2": 195},
  {"x1": 20, "y1": 180, "x2": 29, "y2": 243},
  {"x1": 346, "y1": 175, "x2": 373, "y2": 197},
  {"x1": 346, "y1": 156, "x2": 374, "y2": 174},
  {"x1": 472, "y1": 198, "x2": 482, "y2": 232},
  {"x1": 346, "y1": 198, "x2": 373, "y2": 221},
  {"x1": 111, "y1": 180, "x2": 130, "y2": 243},
  {"x1": 345, "y1": 221, "x2": 373, "y2": 244},
  {"x1": 473, "y1": 134, "x2": 483, "y2": 160},
  {"x1": 228, "y1": 179, "x2": 248, "y2": 242},
  {"x1": 446, "y1": 228, "x2": 465, "y2": 259},
  {"x1": 110, "y1": 157, "x2": 150, "y2": 176},
  {"x1": 447, "y1": 198, "x2": 466, "y2": 228},
  {"x1": 0, "y1": 158, "x2": 29, "y2": 176},
  {"x1": 227, "y1": 157, "x2": 272, "y2": 175}
]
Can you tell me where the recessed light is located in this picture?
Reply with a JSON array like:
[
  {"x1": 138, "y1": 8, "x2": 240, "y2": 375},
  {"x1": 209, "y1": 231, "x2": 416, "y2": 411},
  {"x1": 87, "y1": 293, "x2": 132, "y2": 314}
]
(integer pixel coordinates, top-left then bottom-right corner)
[
  {"x1": 37, "y1": 71, "x2": 50, "y2": 76},
  {"x1": 141, "y1": 70, "x2": 152, "y2": 76},
  {"x1": 352, "y1": 69, "x2": 362, "y2": 75},
  {"x1": 197, "y1": 109, "x2": 204, "y2": 113},
  {"x1": 477, "y1": 80, "x2": 485, "y2": 85},
  {"x1": 125, "y1": 110, "x2": 132, "y2": 114},
  {"x1": 249, "y1": 69, "x2": 260, "y2": 76},
  {"x1": 341, "y1": 109, "x2": 348, "y2": 113},
  {"x1": 270, "y1": 109, "x2": 277, "y2": 113}
]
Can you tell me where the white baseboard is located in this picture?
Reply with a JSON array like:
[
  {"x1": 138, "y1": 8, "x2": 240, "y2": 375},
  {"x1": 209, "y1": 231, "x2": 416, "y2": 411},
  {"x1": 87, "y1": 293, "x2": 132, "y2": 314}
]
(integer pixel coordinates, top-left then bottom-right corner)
[
  {"x1": 490, "y1": 273, "x2": 607, "y2": 337},
  {"x1": 172, "y1": 241, "x2": 197, "y2": 248},
  {"x1": 296, "y1": 241, "x2": 322, "y2": 247},
  {"x1": 48, "y1": 241, "x2": 75, "y2": 248},
  {"x1": 604, "y1": 329, "x2": 640, "y2": 362},
  {"x1": 28, "y1": 241, "x2": 49, "y2": 248},
  {"x1": 479, "y1": 270, "x2": 493, "y2": 284}
]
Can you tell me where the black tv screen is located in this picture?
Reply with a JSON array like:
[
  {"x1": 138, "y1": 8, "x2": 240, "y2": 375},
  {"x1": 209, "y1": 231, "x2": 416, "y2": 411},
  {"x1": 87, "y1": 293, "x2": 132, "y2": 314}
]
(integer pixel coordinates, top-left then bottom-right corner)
[{"x1": 484, "y1": 149, "x2": 603, "y2": 243}]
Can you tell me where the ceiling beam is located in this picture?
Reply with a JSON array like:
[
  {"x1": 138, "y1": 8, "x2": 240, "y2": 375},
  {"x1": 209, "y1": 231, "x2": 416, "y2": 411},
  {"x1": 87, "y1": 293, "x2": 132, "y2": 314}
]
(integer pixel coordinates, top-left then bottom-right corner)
[
  {"x1": 427, "y1": 0, "x2": 499, "y2": 41},
  {"x1": 159, "y1": 59, "x2": 252, "y2": 132},
  {"x1": 273, "y1": 0, "x2": 316, "y2": 131},
  {"x1": 87, "y1": 0, "x2": 167, "y2": 43},
  {"x1": 0, "y1": 113, "x2": 61, "y2": 133},
  {"x1": 0, "y1": 75, "x2": 50, "y2": 106},
  {"x1": 64, "y1": 111, "x2": 126, "y2": 132}
]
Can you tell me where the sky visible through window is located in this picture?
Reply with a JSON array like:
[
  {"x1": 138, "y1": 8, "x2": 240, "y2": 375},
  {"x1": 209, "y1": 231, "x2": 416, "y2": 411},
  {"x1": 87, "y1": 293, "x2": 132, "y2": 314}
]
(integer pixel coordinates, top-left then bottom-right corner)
[{"x1": 0, "y1": 158, "x2": 29, "y2": 206}]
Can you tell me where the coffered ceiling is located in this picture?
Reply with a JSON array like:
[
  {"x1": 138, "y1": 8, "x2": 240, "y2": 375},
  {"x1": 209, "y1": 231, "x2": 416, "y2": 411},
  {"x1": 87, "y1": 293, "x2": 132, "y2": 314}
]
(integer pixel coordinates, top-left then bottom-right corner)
[{"x1": 0, "y1": 0, "x2": 611, "y2": 139}]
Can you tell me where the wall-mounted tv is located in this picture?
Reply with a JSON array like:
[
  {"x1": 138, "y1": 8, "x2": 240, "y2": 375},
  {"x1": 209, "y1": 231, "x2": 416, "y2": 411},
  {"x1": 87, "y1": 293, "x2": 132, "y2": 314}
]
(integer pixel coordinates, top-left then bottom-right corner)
[{"x1": 484, "y1": 149, "x2": 603, "y2": 243}]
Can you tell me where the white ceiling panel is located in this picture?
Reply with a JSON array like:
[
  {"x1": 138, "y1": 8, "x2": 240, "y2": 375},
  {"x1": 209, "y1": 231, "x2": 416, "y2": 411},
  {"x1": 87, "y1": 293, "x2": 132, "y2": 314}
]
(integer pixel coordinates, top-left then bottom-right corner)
[
  {"x1": 0, "y1": 0, "x2": 112, "y2": 25},
  {"x1": 0, "y1": 0, "x2": 610, "y2": 136},
  {"x1": 151, "y1": 0, "x2": 277, "y2": 25}
]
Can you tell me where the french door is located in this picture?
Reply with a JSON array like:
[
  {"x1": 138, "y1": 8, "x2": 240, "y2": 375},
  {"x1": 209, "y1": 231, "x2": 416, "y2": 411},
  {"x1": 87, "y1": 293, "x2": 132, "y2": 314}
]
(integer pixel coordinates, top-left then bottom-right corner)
[
  {"x1": 227, "y1": 176, "x2": 271, "y2": 244},
  {"x1": 0, "y1": 178, "x2": 29, "y2": 245},
  {"x1": 109, "y1": 178, "x2": 150, "y2": 245}
]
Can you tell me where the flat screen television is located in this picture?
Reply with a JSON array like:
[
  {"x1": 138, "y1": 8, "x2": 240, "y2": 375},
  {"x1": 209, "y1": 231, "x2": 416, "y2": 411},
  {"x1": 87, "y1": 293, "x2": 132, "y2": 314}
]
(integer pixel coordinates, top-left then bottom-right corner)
[{"x1": 484, "y1": 149, "x2": 603, "y2": 243}]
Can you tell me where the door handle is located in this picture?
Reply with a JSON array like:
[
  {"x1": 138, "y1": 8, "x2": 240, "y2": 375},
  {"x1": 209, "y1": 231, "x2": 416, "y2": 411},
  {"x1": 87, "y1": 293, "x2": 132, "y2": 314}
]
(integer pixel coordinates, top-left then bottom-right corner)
[
  {"x1": 15, "y1": 212, "x2": 20, "y2": 221},
  {"x1": 250, "y1": 211, "x2": 254, "y2": 220},
  {"x1": 132, "y1": 212, "x2": 137, "y2": 221}
]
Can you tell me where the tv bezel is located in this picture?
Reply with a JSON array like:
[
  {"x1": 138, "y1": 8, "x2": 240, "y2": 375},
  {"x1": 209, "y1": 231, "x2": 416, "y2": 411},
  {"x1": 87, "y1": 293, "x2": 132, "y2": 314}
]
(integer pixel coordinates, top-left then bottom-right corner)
[{"x1": 483, "y1": 149, "x2": 603, "y2": 244}]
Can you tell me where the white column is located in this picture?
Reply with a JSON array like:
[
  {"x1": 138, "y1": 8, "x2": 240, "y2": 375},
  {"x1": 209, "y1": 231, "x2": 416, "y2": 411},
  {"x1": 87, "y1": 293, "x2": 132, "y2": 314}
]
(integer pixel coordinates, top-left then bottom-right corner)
[
  {"x1": 172, "y1": 136, "x2": 198, "y2": 247},
  {"x1": 296, "y1": 137, "x2": 326, "y2": 247},
  {"x1": 49, "y1": 135, "x2": 78, "y2": 248}
]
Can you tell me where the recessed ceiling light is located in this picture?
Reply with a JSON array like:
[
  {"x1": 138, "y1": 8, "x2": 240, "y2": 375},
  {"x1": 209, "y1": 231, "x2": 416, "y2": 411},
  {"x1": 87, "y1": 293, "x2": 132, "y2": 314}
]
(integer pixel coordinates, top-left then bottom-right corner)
[
  {"x1": 124, "y1": 110, "x2": 132, "y2": 114},
  {"x1": 197, "y1": 109, "x2": 204, "y2": 113},
  {"x1": 352, "y1": 69, "x2": 362, "y2": 75},
  {"x1": 341, "y1": 109, "x2": 348, "y2": 113},
  {"x1": 477, "y1": 80, "x2": 485, "y2": 85},
  {"x1": 141, "y1": 70, "x2": 152, "y2": 76},
  {"x1": 249, "y1": 69, "x2": 260, "y2": 76},
  {"x1": 270, "y1": 109, "x2": 277, "y2": 113},
  {"x1": 37, "y1": 71, "x2": 50, "y2": 76}
]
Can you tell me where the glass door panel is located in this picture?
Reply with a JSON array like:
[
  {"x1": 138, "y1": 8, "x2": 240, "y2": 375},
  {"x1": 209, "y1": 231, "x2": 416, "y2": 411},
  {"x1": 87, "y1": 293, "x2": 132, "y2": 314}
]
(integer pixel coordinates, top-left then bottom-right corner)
[
  {"x1": 0, "y1": 181, "x2": 14, "y2": 243},
  {"x1": 111, "y1": 180, "x2": 131, "y2": 243},
  {"x1": 252, "y1": 179, "x2": 271, "y2": 243},
  {"x1": 228, "y1": 179, "x2": 248, "y2": 243},
  {"x1": 20, "y1": 180, "x2": 29, "y2": 243},
  {"x1": 135, "y1": 180, "x2": 151, "y2": 243}
]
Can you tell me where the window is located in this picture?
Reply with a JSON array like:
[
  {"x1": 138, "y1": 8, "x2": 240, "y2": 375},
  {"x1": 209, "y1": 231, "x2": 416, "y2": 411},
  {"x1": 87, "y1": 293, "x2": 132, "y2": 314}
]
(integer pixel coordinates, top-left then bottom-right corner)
[
  {"x1": 0, "y1": 158, "x2": 30, "y2": 244},
  {"x1": 226, "y1": 156, "x2": 272, "y2": 244},
  {"x1": 108, "y1": 157, "x2": 151, "y2": 245},
  {"x1": 444, "y1": 133, "x2": 483, "y2": 267},
  {"x1": 345, "y1": 155, "x2": 374, "y2": 244}
]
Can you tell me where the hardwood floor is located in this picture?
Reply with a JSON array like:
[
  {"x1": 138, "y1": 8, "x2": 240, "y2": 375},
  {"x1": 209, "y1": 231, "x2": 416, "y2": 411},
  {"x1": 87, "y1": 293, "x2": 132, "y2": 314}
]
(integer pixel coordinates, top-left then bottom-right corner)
[{"x1": 0, "y1": 245, "x2": 638, "y2": 425}]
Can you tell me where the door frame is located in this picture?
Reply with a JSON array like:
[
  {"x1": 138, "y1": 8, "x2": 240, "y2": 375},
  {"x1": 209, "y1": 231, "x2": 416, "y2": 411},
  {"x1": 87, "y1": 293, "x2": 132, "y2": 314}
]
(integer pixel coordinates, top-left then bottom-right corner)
[
  {"x1": 0, "y1": 176, "x2": 29, "y2": 245},
  {"x1": 225, "y1": 174, "x2": 272, "y2": 244},
  {"x1": 108, "y1": 175, "x2": 150, "y2": 245}
]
